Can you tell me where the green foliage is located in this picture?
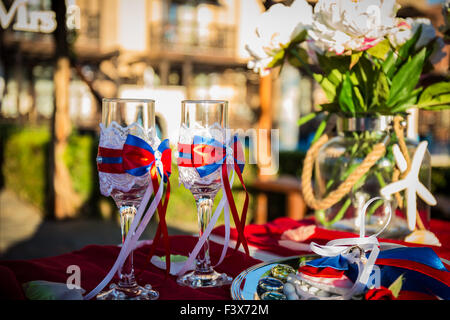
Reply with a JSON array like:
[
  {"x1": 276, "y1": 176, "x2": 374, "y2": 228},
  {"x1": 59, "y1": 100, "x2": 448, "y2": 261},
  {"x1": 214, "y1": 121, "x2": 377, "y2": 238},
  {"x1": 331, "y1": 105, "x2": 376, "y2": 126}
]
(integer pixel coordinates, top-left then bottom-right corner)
[
  {"x1": 418, "y1": 82, "x2": 450, "y2": 110},
  {"x1": 289, "y1": 26, "x2": 449, "y2": 123},
  {"x1": 3, "y1": 126, "x2": 50, "y2": 213},
  {"x1": 64, "y1": 133, "x2": 93, "y2": 201},
  {"x1": 2, "y1": 125, "x2": 94, "y2": 216},
  {"x1": 386, "y1": 48, "x2": 426, "y2": 111}
]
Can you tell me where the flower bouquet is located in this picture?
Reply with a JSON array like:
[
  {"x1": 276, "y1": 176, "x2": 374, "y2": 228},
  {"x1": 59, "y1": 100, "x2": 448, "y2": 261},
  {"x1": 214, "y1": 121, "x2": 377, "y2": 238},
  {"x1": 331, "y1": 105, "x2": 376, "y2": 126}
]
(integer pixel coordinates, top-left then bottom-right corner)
[{"x1": 246, "y1": 0, "x2": 450, "y2": 240}]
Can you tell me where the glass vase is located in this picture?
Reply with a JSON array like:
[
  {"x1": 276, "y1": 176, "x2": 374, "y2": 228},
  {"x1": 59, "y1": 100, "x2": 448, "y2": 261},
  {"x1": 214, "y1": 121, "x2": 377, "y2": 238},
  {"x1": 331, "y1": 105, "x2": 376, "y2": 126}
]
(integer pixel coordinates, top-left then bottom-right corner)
[{"x1": 314, "y1": 116, "x2": 431, "y2": 238}]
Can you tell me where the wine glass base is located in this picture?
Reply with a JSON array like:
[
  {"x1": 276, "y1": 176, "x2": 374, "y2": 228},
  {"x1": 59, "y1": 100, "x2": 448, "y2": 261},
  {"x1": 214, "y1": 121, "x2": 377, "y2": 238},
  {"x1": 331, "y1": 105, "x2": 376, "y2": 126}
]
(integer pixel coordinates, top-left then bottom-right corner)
[
  {"x1": 177, "y1": 270, "x2": 233, "y2": 288},
  {"x1": 96, "y1": 283, "x2": 159, "y2": 300}
]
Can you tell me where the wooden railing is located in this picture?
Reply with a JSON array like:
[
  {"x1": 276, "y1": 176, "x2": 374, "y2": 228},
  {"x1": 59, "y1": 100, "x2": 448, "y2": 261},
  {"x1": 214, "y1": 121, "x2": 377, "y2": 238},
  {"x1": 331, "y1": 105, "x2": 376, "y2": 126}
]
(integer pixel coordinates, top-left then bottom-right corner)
[{"x1": 149, "y1": 21, "x2": 237, "y2": 57}]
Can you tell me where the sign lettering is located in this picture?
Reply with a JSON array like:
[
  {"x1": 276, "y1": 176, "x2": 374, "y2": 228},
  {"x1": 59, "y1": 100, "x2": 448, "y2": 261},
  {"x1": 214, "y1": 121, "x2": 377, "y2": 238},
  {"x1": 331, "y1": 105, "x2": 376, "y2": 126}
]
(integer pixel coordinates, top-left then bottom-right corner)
[{"x1": 0, "y1": 0, "x2": 81, "y2": 33}]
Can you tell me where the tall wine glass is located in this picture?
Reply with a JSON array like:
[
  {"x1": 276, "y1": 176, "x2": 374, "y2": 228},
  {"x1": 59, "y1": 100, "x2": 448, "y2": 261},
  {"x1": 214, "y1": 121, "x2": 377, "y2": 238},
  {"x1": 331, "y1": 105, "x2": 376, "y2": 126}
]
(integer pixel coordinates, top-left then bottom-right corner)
[
  {"x1": 96, "y1": 98, "x2": 159, "y2": 300},
  {"x1": 177, "y1": 100, "x2": 233, "y2": 288}
]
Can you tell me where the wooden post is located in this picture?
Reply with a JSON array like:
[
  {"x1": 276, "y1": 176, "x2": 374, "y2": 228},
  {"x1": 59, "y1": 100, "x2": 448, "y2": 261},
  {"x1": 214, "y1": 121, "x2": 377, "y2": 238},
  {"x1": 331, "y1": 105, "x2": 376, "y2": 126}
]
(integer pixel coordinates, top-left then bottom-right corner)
[
  {"x1": 182, "y1": 60, "x2": 193, "y2": 98},
  {"x1": 159, "y1": 60, "x2": 170, "y2": 86},
  {"x1": 255, "y1": 73, "x2": 273, "y2": 224},
  {"x1": 287, "y1": 192, "x2": 307, "y2": 220},
  {"x1": 49, "y1": 0, "x2": 80, "y2": 219}
]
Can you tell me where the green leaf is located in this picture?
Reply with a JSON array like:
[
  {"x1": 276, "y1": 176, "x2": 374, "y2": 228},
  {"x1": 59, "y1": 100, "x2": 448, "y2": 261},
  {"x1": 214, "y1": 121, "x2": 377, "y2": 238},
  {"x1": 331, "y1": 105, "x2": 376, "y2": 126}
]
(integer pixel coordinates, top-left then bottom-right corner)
[
  {"x1": 314, "y1": 73, "x2": 337, "y2": 102},
  {"x1": 354, "y1": 55, "x2": 376, "y2": 106},
  {"x1": 390, "y1": 88, "x2": 422, "y2": 113},
  {"x1": 317, "y1": 54, "x2": 350, "y2": 75},
  {"x1": 383, "y1": 28, "x2": 422, "y2": 79},
  {"x1": 324, "y1": 198, "x2": 352, "y2": 227},
  {"x1": 388, "y1": 274, "x2": 404, "y2": 298},
  {"x1": 287, "y1": 47, "x2": 309, "y2": 68},
  {"x1": 397, "y1": 26, "x2": 423, "y2": 62},
  {"x1": 338, "y1": 72, "x2": 356, "y2": 115},
  {"x1": 266, "y1": 49, "x2": 285, "y2": 69},
  {"x1": 311, "y1": 114, "x2": 330, "y2": 144},
  {"x1": 367, "y1": 39, "x2": 390, "y2": 60},
  {"x1": 160, "y1": 254, "x2": 188, "y2": 263},
  {"x1": 352, "y1": 85, "x2": 365, "y2": 112},
  {"x1": 289, "y1": 29, "x2": 308, "y2": 46},
  {"x1": 382, "y1": 51, "x2": 397, "y2": 79},
  {"x1": 327, "y1": 68, "x2": 344, "y2": 86},
  {"x1": 350, "y1": 51, "x2": 363, "y2": 69},
  {"x1": 319, "y1": 102, "x2": 340, "y2": 113},
  {"x1": 297, "y1": 112, "x2": 318, "y2": 126},
  {"x1": 418, "y1": 82, "x2": 450, "y2": 110},
  {"x1": 386, "y1": 47, "x2": 426, "y2": 108},
  {"x1": 371, "y1": 70, "x2": 390, "y2": 108}
]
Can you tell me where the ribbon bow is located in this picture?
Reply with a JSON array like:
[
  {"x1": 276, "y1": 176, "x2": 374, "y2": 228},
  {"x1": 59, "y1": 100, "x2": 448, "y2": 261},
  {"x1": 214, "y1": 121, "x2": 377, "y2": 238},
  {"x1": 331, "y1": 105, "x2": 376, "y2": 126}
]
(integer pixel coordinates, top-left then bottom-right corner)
[
  {"x1": 178, "y1": 135, "x2": 245, "y2": 178},
  {"x1": 97, "y1": 134, "x2": 172, "y2": 180}
]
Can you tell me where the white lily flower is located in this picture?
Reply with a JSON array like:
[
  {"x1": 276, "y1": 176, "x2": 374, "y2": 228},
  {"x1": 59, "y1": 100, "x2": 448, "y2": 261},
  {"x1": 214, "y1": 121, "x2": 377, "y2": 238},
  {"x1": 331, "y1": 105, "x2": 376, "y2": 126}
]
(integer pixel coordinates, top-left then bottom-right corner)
[
  {"x1": 309, "y1": 0, "x2": 398, "y2": 55},
  {"x1": 245, "y1": 0, "x2": 313, "y2": 75},
  {"x1": 388, "y1": 17, "x2": 445, "y2": 64},
  {"x1": 389, "y1": 18, "x2": 438, "y2": 49}
]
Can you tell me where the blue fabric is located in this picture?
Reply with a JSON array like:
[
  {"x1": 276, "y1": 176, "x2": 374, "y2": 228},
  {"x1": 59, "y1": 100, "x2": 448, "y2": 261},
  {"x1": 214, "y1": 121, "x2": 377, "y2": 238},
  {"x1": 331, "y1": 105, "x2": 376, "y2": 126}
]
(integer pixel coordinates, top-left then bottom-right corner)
[
  {"x1": 380, "y1": 266, "x2": 450, "y2": 299},
  {"x1": 178, "y1": 152, "x2": 192, "y2": 159},
  {"x1": 125, "y1": 134, "x2": 155, "y2": 154},
  {"x1": 100, "y1": 157, "x2": 122, "y2": 164},
  {"x1": 158, "y1": 139, "x2": 170, "y2": 153},
  {"x1": 125, "y1": 165, "x2": 150, "y2": 177},
  {"x1": 378, "y1": 247, "x2": 448, "y2": 272},
  {"x1": 306, "y1": 255, "x2": 349, "y2": 270},
  {"x1": 196, "y1": 163, "x2": 222, "y2": 178}
]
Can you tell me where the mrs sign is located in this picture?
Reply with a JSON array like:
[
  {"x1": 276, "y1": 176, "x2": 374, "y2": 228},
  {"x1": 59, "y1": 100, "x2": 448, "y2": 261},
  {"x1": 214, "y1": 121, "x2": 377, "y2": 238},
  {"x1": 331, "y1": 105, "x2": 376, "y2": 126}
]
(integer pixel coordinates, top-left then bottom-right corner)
[{"x1": 0, "y1": 0, "x2": 80, "y2": 33}]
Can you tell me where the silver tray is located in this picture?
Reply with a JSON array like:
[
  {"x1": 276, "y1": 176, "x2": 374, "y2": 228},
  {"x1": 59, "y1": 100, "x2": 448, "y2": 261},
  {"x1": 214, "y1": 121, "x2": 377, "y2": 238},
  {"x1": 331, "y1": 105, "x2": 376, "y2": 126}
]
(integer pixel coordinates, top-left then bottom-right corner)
[
  {"x1": 231, "y1": 255, "x2": 318, "y2": 300},
  {"x1": 231, "y1": 244, "x2": 450, "y2": 300}
]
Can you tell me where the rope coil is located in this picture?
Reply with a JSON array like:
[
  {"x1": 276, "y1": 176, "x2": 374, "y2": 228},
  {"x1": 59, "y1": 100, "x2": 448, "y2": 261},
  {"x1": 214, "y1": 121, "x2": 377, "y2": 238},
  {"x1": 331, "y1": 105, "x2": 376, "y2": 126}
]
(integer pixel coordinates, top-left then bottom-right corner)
[{"x1": 301, "y1": 134, "x2": 387, "y2": 211}]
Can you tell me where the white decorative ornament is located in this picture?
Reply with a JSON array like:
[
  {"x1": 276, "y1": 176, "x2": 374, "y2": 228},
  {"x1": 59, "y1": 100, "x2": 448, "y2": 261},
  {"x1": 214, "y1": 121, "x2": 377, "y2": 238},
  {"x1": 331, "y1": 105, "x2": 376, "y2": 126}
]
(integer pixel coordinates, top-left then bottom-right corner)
[
  {"x1": 404, "y1": 229, "x2": 441, "y2": 247},
  {"x1": 380, "y1": 141, "x2": 437, "y2": 231}
]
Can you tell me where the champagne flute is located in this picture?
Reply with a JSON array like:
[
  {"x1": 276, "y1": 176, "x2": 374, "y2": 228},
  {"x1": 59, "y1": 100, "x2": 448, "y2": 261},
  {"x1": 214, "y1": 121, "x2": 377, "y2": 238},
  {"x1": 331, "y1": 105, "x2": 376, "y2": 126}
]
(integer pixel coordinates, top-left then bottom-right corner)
[
  {"x1": 96, "y1": 98, "x2": 159, "y2": 300},
  {"x1": 177, "y1": 100, "x2": 233, "y2": 288}
]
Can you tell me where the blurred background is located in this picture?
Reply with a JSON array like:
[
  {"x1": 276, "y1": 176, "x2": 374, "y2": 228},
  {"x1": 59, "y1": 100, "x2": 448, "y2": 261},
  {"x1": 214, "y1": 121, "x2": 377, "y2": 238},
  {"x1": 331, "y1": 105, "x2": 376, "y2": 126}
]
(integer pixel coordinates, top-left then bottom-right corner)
[{"x1": 0, "y1": 0, "x2": 449, "y2": 260}]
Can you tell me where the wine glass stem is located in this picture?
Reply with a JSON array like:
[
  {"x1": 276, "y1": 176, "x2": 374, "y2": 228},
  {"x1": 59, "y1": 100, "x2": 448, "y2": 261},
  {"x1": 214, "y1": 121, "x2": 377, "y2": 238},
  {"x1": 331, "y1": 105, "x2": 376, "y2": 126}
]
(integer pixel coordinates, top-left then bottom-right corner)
[
  {"x1": 196, "y1": 197, "x2": 213, "y2": 274},
  {"x1": 119, "y1": 206, "x2": 137, "y2": 288}
]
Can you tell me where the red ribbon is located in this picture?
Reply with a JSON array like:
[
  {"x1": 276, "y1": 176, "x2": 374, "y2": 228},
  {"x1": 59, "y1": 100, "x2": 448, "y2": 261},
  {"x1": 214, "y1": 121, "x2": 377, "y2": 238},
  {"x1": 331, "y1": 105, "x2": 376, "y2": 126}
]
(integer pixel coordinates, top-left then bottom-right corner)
[
  {"x1": 221, "y1": 161, "x2": 250, "y2": 256},
  {"x1": 147, "y1": 165, "x2": 172, "y2": 277},
  {"x1": 376, "y1": 258, "x2": 450, "y2": 287}
]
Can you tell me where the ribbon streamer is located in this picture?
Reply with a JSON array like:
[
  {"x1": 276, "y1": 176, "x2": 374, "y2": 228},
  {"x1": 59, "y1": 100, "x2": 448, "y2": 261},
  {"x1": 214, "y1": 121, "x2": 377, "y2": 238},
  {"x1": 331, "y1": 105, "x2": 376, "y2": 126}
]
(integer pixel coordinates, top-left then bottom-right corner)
[{"x1": 85, "y1": 135, "x2": 171, "y2": 300}]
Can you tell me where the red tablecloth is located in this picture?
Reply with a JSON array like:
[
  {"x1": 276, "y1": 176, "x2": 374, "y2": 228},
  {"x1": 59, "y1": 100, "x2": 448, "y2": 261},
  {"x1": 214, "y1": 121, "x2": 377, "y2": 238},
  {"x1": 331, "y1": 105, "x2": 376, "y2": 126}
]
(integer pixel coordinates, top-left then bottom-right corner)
[
  {"x1": 212, "y1": 217, "x2": 450, "y2": 261},
  {"x1": 0, "y1": 235, "x2": 260, "y2": 300},
  {"x1": 1, "y1": 217, "x2": 449, "y2": 300}
]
